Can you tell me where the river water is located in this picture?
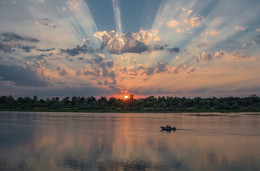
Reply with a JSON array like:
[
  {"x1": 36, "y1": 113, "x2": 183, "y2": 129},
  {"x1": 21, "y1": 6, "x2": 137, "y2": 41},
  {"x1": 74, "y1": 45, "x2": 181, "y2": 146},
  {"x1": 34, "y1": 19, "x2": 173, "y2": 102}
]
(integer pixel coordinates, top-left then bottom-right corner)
[{"x1": 0, "y1": 112, "x2": 259, "y2": 171}]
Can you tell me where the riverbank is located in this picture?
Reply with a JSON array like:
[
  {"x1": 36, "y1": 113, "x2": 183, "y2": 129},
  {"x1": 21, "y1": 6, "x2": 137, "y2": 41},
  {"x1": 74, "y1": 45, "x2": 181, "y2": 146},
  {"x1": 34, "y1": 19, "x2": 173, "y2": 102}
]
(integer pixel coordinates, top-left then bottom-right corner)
[{"x1": 1, "y1": 108, "x2": 260, "y2": 113}]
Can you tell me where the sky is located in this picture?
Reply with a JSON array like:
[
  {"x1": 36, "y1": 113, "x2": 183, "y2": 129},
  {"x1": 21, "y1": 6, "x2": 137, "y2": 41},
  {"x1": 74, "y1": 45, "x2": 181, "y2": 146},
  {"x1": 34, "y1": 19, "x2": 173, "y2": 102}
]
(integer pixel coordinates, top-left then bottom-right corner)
[{"x1": 0, "y1": 0, "x2": 260, "y2": 98}]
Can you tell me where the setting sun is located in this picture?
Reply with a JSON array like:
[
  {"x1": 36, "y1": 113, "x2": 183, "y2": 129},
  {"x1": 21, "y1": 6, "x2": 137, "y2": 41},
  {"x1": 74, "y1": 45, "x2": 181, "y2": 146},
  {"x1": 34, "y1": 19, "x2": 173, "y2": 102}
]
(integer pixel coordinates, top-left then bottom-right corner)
[{"x1": 124, "y1": 95, "x2": 129, "y2": 99}]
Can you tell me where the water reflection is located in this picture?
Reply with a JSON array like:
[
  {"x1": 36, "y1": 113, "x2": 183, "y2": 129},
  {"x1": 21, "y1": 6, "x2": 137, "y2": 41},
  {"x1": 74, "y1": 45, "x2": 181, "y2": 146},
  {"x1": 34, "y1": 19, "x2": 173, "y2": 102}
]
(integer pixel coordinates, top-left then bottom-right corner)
[{"x1": 0, "y1": 112, "x2": 260, "y2": 170}]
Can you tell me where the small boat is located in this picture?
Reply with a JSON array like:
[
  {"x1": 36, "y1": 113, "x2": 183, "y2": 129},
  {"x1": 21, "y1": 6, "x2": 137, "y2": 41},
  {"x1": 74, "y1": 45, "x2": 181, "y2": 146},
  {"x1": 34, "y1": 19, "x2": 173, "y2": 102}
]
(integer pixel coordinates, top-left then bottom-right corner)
[{"x1": 161, "y1": 126, "x2": 176, "y2": 131}]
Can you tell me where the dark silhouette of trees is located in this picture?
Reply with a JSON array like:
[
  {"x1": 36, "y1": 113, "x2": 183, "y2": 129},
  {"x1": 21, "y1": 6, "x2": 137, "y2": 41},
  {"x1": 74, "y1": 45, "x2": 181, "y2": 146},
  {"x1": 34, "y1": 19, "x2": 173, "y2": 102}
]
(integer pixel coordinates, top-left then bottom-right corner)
[{"x1": 0, "y1": 95, "x2": 259, "y2": 112}]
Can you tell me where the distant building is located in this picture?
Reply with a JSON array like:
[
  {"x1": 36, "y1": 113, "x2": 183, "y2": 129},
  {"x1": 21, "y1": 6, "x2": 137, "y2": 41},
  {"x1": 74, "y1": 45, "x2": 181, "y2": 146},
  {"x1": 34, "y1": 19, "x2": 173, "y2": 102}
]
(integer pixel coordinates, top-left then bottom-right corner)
[{"x1": 130, "y1": 94, "x2": 134, "y2": 100}]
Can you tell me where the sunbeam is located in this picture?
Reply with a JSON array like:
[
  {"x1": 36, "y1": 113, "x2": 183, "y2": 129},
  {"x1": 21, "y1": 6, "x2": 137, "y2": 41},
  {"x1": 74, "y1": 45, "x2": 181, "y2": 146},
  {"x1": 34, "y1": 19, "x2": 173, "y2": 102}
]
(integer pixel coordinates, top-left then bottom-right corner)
[
  {"x1": 61, "y1": 0, "x2": 98, "y2": 43},
  {"x1": 112, "y1": 0, "x2": 123, "y2": 35},
  {"x1": 0, "y1": 0, "x2": 260, "y2": 97}
]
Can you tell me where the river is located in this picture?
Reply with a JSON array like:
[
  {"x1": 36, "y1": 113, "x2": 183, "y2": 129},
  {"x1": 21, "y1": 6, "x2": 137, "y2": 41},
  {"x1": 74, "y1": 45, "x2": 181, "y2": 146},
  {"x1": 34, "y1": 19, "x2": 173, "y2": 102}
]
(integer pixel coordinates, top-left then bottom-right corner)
[{"x1": 0, "y1": 112, "x2": 260, "y2": 171}]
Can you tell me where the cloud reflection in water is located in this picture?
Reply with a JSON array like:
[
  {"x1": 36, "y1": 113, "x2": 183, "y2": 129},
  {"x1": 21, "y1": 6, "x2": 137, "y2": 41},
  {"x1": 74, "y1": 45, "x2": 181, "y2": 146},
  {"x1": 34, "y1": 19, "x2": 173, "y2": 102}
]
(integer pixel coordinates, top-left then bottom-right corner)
[{"x1": 0, "y1": 112, "x2": 260, "y2": 170}]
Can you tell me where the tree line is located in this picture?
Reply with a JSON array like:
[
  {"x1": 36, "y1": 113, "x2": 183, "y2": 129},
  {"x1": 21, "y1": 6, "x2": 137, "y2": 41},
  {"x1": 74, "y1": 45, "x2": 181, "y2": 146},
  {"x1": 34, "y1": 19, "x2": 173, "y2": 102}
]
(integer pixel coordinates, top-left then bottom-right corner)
[{"x1": 0, "y1": 95, "x2": 259, "y2": 112}]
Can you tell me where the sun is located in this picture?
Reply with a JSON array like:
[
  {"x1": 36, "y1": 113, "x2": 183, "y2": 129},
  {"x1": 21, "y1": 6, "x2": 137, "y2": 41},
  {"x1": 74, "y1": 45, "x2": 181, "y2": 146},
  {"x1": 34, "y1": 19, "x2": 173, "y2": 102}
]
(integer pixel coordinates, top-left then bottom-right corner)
[{"x1": 124, "y1": 95, "x2": 129, "y2": 99}]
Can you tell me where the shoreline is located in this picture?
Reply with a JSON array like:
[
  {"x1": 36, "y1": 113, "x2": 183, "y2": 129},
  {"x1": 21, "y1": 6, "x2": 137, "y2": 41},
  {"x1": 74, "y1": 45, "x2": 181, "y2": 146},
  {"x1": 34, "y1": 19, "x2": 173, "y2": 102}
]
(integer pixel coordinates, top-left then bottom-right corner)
[{"x1": 1, "y1": 108, "x2": 260, "y2": 113}]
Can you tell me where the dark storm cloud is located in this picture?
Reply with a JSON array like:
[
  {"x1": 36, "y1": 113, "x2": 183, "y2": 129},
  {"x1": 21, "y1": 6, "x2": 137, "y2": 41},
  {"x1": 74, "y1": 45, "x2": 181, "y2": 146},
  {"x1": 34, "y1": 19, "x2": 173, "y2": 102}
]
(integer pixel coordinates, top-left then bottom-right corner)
[
  {"x1": 76, "y1": 54, "x2": 116, "y2": 80},
  {"x1": 145, "y1": 63, "x2": 170, "y2": 76},
  {"x1": 0, "y1": 32, "x2": 40, "y2": 54},
  {"x1": 24, "y1": 53, "x2": 53, "y2": 61},
  {"x1": 60, "y1": 45, "x2": 95, "y2": 56},
  {"x1": 0, "y1": 32, "x2": 39, "y2": 43},
  {"x1": 36, "y1": 48, "x2": 55, "y2": 52},
  {"x1": 0, "y1": 44, "x2": 36, "y2": 53},
  {"x1": 153, "y1": 45, "x2": 180, "y2": 53},
  {"x1": 153, "y1": 45, "x2": 166, "y2": 51},
  {"x1": 0, "y1": 43, "x2": 12, "y2": 53},
  {"x1": 109, "y1": 41, "x2": 149, "y2": 54},
  {"x1": 61, "y1": 43, "x2": 179, "y2": 56},
  {"x1": 106, "y1": 60, "x2": 114, "y2": 68},
  {"x1": 57, "y1": 67, "x2": 68, "y2": 76},
  {"x1": 18, "y1": 45, "x2": 36, "y2": 52},
  {"x1": 0, "y1": 65, "x2": 48, "y2": 87},
  {"x1": 167, "y1": 47, "x2": 180, "y2": 53}
]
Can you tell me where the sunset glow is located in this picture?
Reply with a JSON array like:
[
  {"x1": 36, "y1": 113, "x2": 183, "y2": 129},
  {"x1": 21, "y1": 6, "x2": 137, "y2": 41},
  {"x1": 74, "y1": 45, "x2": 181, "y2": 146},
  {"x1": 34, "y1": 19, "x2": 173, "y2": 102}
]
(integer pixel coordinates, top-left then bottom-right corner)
[{"x1": 0, "y1": 0, "x2": 259, "y2": 97}]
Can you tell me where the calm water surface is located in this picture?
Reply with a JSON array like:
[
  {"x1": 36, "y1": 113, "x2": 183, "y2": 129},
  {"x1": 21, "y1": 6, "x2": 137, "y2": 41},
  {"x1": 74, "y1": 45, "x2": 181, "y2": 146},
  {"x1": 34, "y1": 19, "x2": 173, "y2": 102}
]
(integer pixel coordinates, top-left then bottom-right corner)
[{"x1": 0, "y1": 112, "x2": 260, "y2": 171}]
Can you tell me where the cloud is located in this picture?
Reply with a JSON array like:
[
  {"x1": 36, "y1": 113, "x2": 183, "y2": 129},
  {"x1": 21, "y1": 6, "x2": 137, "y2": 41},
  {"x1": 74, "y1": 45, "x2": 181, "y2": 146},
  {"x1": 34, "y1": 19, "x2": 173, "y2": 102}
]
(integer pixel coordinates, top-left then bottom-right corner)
[
  {"x1": 152, "y1": 45, "x2": 180, "y2": 53},
  {"x1": 187, "y1": 67, "x2": 196, "y2": 74},
  {"x1": 240, "y1": 36, "x2": 260, "y2": 49},
  {"x1": 57, "y1": 67, "x2": 68, "y2": 76},
  {"x1": 60, "y1": 45, "x2": 95, "y2": 56},
  {"x1": 196, "y1": 50, "x2": 225, "y2": 62},
  {"x1": 184, "y1": 16, "x2": 204, "y2": 28},
  {"x1": 214, "y1": 50, "x2": 225, "y2": 59},
  {"x1": 197, "y1": 42, "x2": 210, "y2": 48},
  {"x1": 256, "y1": 28, "x2": 260, "y2": 32},
  {"x1": 160, "y1": 7, "x2": 206, "y2": 37},
  {"x1": 231, "y1": 52, "x2": 251, "y2": 59},
  {"x1": 0, "y1": 64, "x2": 48, "y2": 87},
  {"x1": 106, "y1": 60, "x2": 115, "y2": 68},
  {"x1": 201, "y1": 51, "x2": 213, "y2": 61},
  {"x1": 76, "y1": 68, "x2": 94, "y2": 76},
  {"x1": 167, "y1": 47, "x2": 180, "y2": 53},
  {"x1": 0, "y1": 32, "x2": 40, "y2": 53},
  {"x1": 36, "y1": 48, "x2": 55, "y2": 52},
  {"x1": 35, "y1": 18, "x2": 57, "y2": 29},
  {"x1": 241, "y1": 41, "x2": 257, "y2": 49},
  {"x1": 24, "y1": 53, "x2": 53, "y2": 61},
  {"x1": 0, "y1": 44, "x2": 36, "y2": 53},
  {"x1": 201, "y1": 29, "x2": 219, "y2": 36},
  {"x1": 145, "y1": 63, "x2": 171, "y2": 76},
  {"x1": 61, "y1": 30, "x2": 177, "y2": 56},
  {"x1": 120, "y1": 63, "x2": 190, "y2": 81},
  {"x1": 94, "y1": 30, "x2": 159, "y2": 54},
  {"x1": 18, "y1": 45, "x2": 36, "y2": 52},
  {"x1": 67, "y1": 0, "x2": 80, "y2": 11},
  {"x1": 0, "y1": 43, "x2": 12, "y2": 53},
  {"x1": 171, "y1": 65, "x2": 186, "y2": 74},
  {"x1": 94, "y1": 30, "x2": 179, "y2": 54},
  {"x1": 165, "y1": 11, "x2": 204, "y2": 34},
  {"x1": 0, "y1": 32, "x2": 39, "y2": 43},
  {"x1": 167, "y1": 20, "x2": 179, "y2": 28},
  {"x1": 76, "y1": 54, "x2": 116, "y2": 80},
  {"x1": 235, "y1": 25, "x2": 248, "y2": 31}
]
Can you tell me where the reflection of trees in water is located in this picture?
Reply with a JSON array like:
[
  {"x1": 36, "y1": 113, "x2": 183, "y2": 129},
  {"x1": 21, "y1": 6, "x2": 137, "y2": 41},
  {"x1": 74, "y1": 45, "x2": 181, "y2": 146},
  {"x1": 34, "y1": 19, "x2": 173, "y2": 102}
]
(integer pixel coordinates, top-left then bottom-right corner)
[{"x1": 62, "y1": 155, "x2": 183, "y2": 171}]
